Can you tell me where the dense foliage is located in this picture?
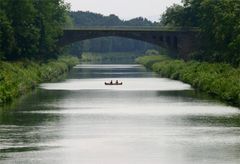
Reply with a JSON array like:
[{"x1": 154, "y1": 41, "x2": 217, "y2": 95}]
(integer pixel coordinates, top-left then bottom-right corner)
[
  {"x1": 161, "y1": 0, "x2": 240, "y2": 67},
  {"x1": 136, "y1": 55, "x2": 240, "y2": 107},
  {"x1": 0, "y1": 56, "x2": 78, "y2": 104},
  {"x1": 67, "y1": 11, "x2": 159, "y2": 56},
  {"x1": 0, "y1": 0, "x2": 69, "y2": 60}
]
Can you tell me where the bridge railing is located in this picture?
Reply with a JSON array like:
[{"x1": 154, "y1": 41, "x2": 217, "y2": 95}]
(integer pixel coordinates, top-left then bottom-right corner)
[{"x1": 63, "y1": 26, "x2": 200, "y2": 32}]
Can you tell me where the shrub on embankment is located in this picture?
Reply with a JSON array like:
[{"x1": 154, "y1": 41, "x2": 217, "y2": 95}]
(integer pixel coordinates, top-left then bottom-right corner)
[
  {"x1": 0, "y1": 56, "x2": 79, "y2": 104},
  {"x1": 136, "y1": 55, "x2": 240, "y2": 107}
]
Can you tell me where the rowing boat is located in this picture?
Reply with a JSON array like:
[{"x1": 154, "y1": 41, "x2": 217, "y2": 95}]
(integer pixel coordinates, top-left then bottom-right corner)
[{"x1": 105, "y1": 82, "x2": 123, "y2": 85}]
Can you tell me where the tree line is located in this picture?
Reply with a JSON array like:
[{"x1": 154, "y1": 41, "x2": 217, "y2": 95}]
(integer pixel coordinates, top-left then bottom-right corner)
[
  {"x1": 0, "y1": 0, "x2": 68, "y2": 60},
  {"x1": 160, "y1": 0, "x2": 240, "y2": 66},
  {"x1": 67, "y1": 11, "x2": 159, "y2": 56}
]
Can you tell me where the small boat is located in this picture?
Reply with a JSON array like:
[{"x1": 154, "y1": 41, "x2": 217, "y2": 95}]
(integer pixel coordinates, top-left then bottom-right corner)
[{"x1": 105, "y1": 82, "x2": 123, "y2": 85}]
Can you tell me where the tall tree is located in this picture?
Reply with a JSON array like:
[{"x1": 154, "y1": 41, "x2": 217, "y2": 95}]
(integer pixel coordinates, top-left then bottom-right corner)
[
  {"x1": 34, "y1": 0, "x2": 69, "y2": 59},
  {"x1": 0, "y1": 9, "x2": 15, "y2": 59},
  {"x1": 0, "y1": 0, "x2": 69, "y2": 60},
  {"x1": 1, "y1": 0, "x2": 39, "y2": 60}
]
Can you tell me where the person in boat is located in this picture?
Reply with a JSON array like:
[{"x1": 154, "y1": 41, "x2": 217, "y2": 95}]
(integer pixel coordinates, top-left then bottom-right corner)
[
  {"x1": 110, "y1": 80, "x2": 113, "y2": 84},
  {"x1": 116, "y1": 80, "x2": 119, "y2": 84}
]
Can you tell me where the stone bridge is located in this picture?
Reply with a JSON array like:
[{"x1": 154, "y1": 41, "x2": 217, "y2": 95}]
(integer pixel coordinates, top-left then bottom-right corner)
[{"x1": 58, "y1": 27, "x2": 200, "y2": 59}]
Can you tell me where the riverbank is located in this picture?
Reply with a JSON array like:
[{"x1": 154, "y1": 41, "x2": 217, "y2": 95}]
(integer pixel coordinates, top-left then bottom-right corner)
[
  {"x1": 0, "y1": 55, "x2": 79, "y2": 105},
  {"x1": 136, "y1": 55, "x2": 240, "y2": 107}
]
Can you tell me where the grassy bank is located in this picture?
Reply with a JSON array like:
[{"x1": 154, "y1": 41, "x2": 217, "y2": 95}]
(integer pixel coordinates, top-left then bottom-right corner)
[
  {"x1": 0, "y1": 55, "x2": 79, "y2": 104},
  {"x1": 136, "y1": 55, "x2": 240, "y2": 107}
]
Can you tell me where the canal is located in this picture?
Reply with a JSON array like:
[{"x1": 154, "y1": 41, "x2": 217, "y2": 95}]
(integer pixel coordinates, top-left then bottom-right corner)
[{"x1": 0, "y1": 63, "x2": 240, "y2": 164}]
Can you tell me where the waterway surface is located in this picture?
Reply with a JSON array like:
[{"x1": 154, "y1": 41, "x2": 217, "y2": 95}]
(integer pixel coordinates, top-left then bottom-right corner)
[{"x1": 0, "y1": 64, "x2": 240, "y2": 164}]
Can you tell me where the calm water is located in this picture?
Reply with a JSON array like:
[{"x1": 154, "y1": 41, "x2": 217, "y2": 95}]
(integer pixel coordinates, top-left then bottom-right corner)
[{"x1": 0, "y1": 64, "x2": 240, "y2": 164}]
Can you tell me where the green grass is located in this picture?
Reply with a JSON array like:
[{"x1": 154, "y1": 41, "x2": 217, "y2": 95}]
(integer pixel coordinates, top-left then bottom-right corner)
[
  {"x1": 136, "y1": 55, "x2": 240, "y2": 107},
  {"x1": 0, "y1": 55, "x2": 79, "y2": 104}
]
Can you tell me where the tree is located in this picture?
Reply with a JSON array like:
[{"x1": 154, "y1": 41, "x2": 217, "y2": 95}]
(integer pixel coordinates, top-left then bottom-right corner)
[
  {"x1": 34, "y1": 0, "x2": 69, "y2": 59},
  {"x1": 1, "y1": 0, "x2": 39, "y2": 60},
  {"x1": 0, "y1": 0, "x2": 69, "y2": 60},
  {"x1": 160, "y1": 0, "x2": 240, "y2": 66},
  {"x1": 0, "y1": 9, "x2": 16, "y2": 59}
]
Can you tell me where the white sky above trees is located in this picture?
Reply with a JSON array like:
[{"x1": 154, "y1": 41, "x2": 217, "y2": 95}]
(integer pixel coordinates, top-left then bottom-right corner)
[{"x1": 65, "y1": 0, "x2": 182, "y2": 22}]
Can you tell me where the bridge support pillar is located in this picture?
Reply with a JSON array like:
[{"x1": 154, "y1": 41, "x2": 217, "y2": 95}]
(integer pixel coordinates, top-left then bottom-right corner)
[{"x1": 177, "y1": 33, "x2": 199, "y2": 60}]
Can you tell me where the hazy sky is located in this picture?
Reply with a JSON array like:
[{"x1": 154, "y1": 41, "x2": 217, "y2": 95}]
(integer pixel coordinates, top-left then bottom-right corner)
[{"x1": 65, "y1": 0, "x2": 182, "y2": 22}]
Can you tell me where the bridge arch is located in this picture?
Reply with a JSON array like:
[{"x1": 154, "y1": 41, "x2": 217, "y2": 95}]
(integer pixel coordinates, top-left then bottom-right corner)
[{"x1": 58, "y1": 27, "x2": 199, "y2": 59}]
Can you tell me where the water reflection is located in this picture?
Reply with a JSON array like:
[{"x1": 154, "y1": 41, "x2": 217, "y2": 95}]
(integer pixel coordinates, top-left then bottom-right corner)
[{"x1": 0, "y1": 64, "x2": 239, "y2": 164}]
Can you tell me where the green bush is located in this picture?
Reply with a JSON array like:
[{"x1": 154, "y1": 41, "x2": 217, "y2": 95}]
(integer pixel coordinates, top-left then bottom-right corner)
[
  {"x1": 0, "y1": 56, "x2": 79, "y2": 104},
  {"x1": 136, "y1": 55, "x2": 240, "y2": 107}
]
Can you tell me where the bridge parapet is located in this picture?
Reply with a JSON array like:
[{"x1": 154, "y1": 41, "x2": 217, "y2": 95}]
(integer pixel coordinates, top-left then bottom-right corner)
[{"x1": 64, "y1": 26, "x2": 200, "y2": 32}]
